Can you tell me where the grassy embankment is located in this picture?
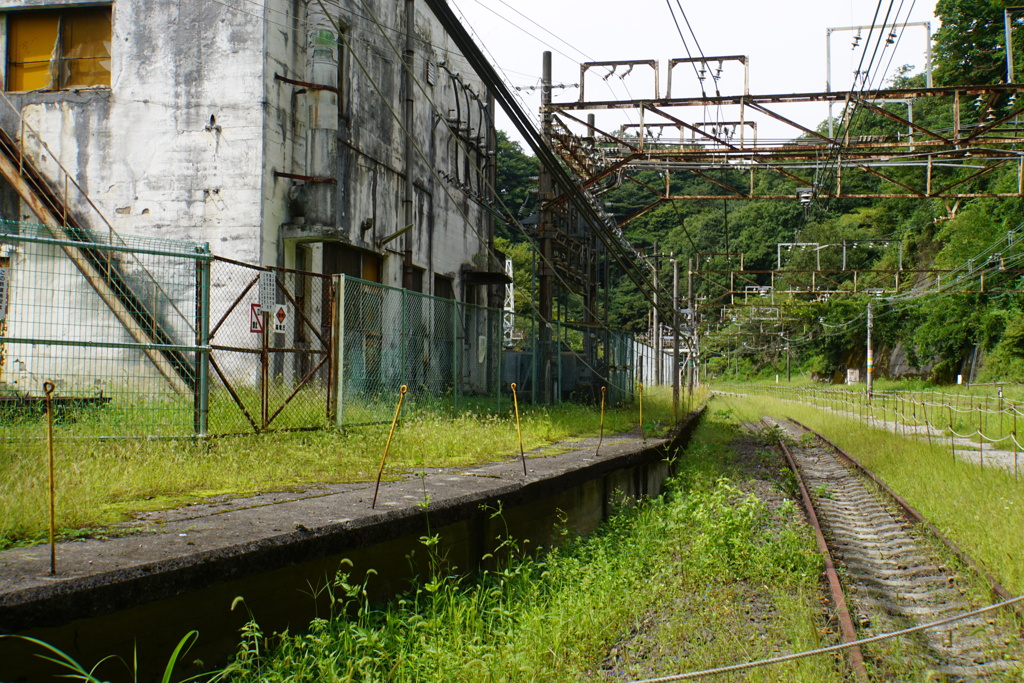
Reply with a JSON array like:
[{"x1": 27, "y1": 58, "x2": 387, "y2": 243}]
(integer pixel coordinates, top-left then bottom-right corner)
[
  {"x1": 0, "y1": 387, "x2": 688, "y2": 549},
  {"x1": 192, "y1": 405, "x2": 837, "y2": 682},
  {"x1": 713, "y1": 391, "x2": 1024, "y2": 596}
]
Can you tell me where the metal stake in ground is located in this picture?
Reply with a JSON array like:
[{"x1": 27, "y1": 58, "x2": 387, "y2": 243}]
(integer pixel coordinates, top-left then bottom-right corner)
[
  {"x1": 978, "y1": 405, "x2": 984, "y2": 467},
  {"x1": 511, "y1": 383, "x2": 526, "y2": 475},
  {"x1": 639, "y1": 381, "x2": 645, "y2": 444},
  {"x1": 43, "y1": 381, "x2": 56, "y2": 575},
  {"x1": 371, "y1": 385, "x2": 408, "y2": 510},
  {"x1": 596, "y1": 386, "x2": 607, "y2": 457}
]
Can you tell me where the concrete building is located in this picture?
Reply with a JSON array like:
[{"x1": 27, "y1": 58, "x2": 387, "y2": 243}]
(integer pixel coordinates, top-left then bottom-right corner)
[
  {"x1": 0, "y1": 0, "x2": 499, "y2": 293},
  {"x1": 0, "y1": 0, "x2": 502, "y2": 400}
]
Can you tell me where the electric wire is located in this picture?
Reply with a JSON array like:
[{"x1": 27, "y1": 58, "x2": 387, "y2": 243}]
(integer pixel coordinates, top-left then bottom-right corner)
[
  {"x1": 625, "y1": 593, "x2": 1024, "y2": 682},
  {"x1": 870, "y1": 0, "x2": 916, "y2": 92},
  {"x1": 453, "y1": 0, "x2": 639, "y2": 128},
  {"x1": 324, "y1": 0, "x2": 670, "y2": 389},
  {"x1": 663, "y1": 0, "x2": 706, "y2": 98},
  {"x1": 200, "y1": 0, "x2": 628, "y2": 350}
]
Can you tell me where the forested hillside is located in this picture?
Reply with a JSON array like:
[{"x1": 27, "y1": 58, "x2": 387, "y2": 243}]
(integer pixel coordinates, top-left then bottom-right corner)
[{"x1": 497, "y1": 0, "x2": 1024, "y2": 384}]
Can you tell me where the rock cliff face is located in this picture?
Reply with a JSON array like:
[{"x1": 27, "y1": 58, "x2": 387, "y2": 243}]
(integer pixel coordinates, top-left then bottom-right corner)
[{"x1": 812, "y1": 345, "x2": 936, "y2": 384}]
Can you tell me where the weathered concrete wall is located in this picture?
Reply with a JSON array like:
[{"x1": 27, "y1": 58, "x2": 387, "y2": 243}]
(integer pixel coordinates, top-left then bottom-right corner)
[
  {"x1": 278, "y1": 0, "x2": 496, "y2": 297},
  {"x1": 0, "y1": 0, "x2": 266, "y2": 263}
]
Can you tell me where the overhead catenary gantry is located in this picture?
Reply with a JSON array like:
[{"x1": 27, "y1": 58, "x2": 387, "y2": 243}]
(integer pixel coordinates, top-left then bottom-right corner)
[
  {"x1": 542, "y1": 52, "x2": 1024, "y2": 378},
  {"x1": 544, "y1": 55, "x2": 1024, "y2": 218}
]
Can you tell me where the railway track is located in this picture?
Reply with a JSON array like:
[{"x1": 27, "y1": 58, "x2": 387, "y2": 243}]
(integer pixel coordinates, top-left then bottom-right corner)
[{"x1": 765, "y1": 416, "x2": 1023, "y2": 681}]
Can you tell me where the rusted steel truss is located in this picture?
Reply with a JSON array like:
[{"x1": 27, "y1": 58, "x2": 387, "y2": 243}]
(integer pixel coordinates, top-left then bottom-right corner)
[
  {"x1": 692, "y1": 268, "x2": 1024, "y2": 312},
  {"x1": 546, "y1": 83, "x2": 1024, "y2": 207}
]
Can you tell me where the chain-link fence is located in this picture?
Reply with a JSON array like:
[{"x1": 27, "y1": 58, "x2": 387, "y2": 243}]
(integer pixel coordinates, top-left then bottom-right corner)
[
  {"x1": 0, "y1": 220, "x2": 666, "y2": 440},
  {"x1": 502, "y1": 321, "x2": 642, "y2": 407},
  {"x1": 207, "y1": 257, "x2": 334, "y2": 435},
  {"x1": 337, "y1": 275, "x2": 503, "y2": 426},
  {"x1": 0, "y1": 220, "x2": 209, "y2": 438}
]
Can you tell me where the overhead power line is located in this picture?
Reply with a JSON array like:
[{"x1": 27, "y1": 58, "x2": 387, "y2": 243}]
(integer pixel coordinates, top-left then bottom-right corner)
[{"x1": 422, "y1": 0, "x2": 667, "y2": 322}]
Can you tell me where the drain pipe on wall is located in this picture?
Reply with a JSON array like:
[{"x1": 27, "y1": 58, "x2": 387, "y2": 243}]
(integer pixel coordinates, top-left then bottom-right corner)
[
  {"x1": 305, "y1": 1, "x2": 339, "y2": 227},
  {"x1": 403, "y1": 0, "x2": 416, "y2": 290}
]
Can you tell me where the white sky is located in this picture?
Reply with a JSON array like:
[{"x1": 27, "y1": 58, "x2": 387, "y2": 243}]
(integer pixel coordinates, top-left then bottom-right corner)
[{"x1": 450, "y1": 0, "x2": 940, "y2": 145}]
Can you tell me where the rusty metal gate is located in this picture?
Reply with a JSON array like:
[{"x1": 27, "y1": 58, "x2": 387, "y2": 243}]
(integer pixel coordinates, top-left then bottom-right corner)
[{"x1": 208, "y1": 256, "x2": 334, "y2": 434}]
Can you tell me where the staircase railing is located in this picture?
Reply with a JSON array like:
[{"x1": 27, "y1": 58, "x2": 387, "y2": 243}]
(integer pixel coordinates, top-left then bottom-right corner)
[{"x1": 0, "y1": 90, "x2": 200, "y2": 392}]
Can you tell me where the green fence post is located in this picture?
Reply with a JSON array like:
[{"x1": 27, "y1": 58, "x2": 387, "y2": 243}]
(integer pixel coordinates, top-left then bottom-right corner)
[
  {"x1": 556, "y1": 322, "x2": 563, "y2": 406},
  {"x1": 332, "y1": 274, "x2": 345, "y2": 428},
  {"x1": 193, "y1": 245, "x2": 211, "y2": 436},
  {"x1": 452, "y1": 298, "x2": 459, "y2": 417},
  {"x1": 402, "y1": 288, "x2": 408, "y2": 390},
  {"x1": 491, "y1": 309, "x2": 499, "y2": 411}
]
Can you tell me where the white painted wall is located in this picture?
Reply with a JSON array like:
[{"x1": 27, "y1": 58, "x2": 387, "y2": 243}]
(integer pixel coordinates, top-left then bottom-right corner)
[
  {"x1": 0, "y1": 0, "x2": 266, "y2": 264},
  {"x1": 1, "y1": 240, "x2": 180, "y2": 396},
  {"x1": 0, "y1": 0, "x2": 498, "y2": 398}
]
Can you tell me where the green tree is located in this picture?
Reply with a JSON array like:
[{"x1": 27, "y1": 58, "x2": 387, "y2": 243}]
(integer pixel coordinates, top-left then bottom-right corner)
[
  {"x1": 933, "y1": 0, "x2": 1020, "y2": 85},
  {"x1": 494, "y1": 131, "x2": 538, "y2": 242}
]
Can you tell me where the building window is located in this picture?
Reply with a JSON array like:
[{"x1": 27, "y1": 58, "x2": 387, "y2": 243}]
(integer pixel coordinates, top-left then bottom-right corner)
[
  {"x1": 6, "y1": 6, "x2": 112, "y2": 92},
  {"x1": 408, "y1": 267, "x2": 424, "y2": 293},
  {"x1": 434, "y1": 274, "x2": 454, "y2": 300},
  {"x1": 323, "y1": 243, "x2": 381, "y2": 283}
]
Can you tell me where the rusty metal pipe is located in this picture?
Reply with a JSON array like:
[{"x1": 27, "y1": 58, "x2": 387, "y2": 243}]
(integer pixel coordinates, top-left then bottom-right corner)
[{"x1": 44, "y1": 381, "x2": 56, "y2": 575}]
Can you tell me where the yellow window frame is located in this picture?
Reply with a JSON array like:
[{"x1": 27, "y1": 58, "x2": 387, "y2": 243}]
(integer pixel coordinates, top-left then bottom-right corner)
[{"x1": 6, "y1": 6, "x2": 111, "y2": 92}]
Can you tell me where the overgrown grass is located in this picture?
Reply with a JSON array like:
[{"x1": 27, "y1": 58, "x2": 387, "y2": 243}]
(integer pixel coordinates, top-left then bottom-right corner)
[
  {"x1": 717, "y1": 379, "x2": 1024, "y2": 445},
  {"x1": 207, "y1": 409, "x2": 837, "y2": 682},
  {"x1": 714, "y1": 392, "x2": 1024, "y2": 595},
  {"x1": 0, "y1": 387, "x2": 688, "y2": 549}
]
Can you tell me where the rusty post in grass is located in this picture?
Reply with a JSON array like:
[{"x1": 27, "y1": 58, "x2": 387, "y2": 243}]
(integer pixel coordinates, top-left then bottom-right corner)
[
  {"x1": 43, "y1": 381, "x2": 56, "y2": 575},
  {"x1": 949, "y1": 405, "x2": 956, "y2": 464},
  {"x1": 371, "y1": 385, "x2": 408, "y2": 510},
  {"x1": 925, "y1": 397, "x2": 933, "y2": 447},
  {"x1": 999, "y1": 387, "x2": 1004, "y2": 435},
  {"x1": 901, "y1": 395, "x2": 906, "y2": 437},
  {"x1": 596, "y1": 386, "x2": 607, "y2": 457},
  {"x1": 978, "y1": 405, "x2": 984, "y2": 467},
  {"x1": 1014, "y1": 429, "x2": 1019, "y2": 482},
  {"x1": 639, "y1": 381, "x2": 645, "y2": 444},
  {"x1": 511, "y1": 383, "x2": 526, "y2": 475}
]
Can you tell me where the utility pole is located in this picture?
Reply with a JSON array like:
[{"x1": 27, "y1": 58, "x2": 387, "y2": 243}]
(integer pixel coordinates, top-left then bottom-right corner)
[
  {"x1": 538, "y1": 51, "x2": 554, "y2": 404},
  {"x1": 653, "y1": 240, "x2": 661, "y2": 385},
  {"x1": 687, "y1": 257, "x2": 694, "y2": 395},
  {"x1": 672, "y1": 257, "x2": 680, "y2": 420},
  {"x1": 786, "y1": 341, "x2": 791, "y2": 382},
  {"x1": 866, "y1": 300, "x2": 874, "y2": 400},
  {"x1": 402, "y1": 0, "x2": 416, "y2": 290},
  {"x1": 723, "y1": 199, "x2": 729, "y2": 257}
]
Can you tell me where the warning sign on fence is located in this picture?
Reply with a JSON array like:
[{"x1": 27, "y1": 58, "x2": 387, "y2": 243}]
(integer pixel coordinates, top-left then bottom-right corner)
[
  {"x1": 250, "y1": 303, "x2": 263, "y2": 333},
  {"x1": 249, "y1": 303, "x2": 289, "y2": 334},
  {"x1": 273, "y1": 304, "x2": 290, "y2": 334},
  {"x1": 259, "y1": 270, "x2": 277, "y2": 310}
]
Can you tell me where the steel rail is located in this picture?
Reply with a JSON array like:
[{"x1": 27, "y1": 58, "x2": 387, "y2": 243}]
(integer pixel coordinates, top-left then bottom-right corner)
[
  {"x1": 764, "y1": 420, "x2": 869, "y2": 682},
  {"x1": 785, "y1": 416, "x2": 1024, "y2": 624}
]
